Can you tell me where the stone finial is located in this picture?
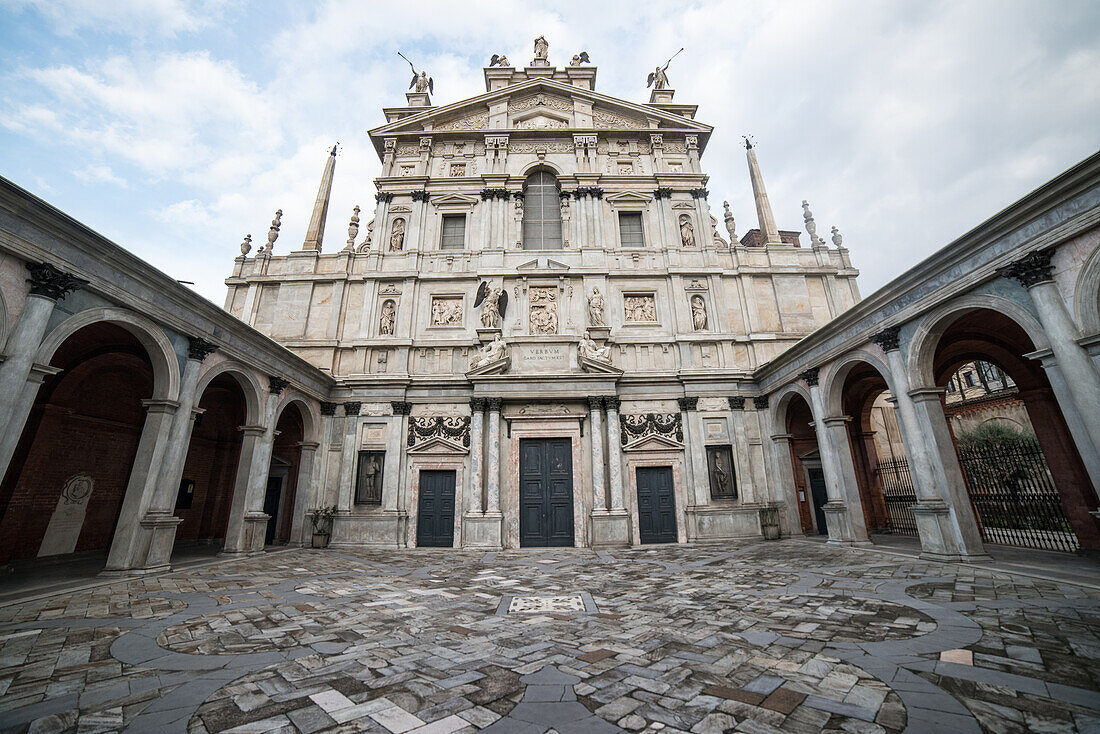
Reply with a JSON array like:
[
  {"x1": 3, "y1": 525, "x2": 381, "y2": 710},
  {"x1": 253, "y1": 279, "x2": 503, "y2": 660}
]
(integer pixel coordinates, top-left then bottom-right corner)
[
  {"x1": 240, "y1": 234, "x2": 252, "y2": 256},
  {"x1": 187, "y1": 336, "x2": 217, "y2": 362},
  {"x1": 799, "y1": 368, "x2": 820, "y2": 387},
  {"x1": 266, "y1": 209, "x2": 282, "y2": 255},
  {"x1": 871, "y1": 326, "x2": 901, "y2": 353},
  {"x1": 345, "y1": 205, "x2": 360, "y2": 251},
  {"x1": 723, "y1": 200, "x2": 736, "y2": 241},
  {"x1": 26, "y1": 261, "x2": 87, "y2": 301},
  {"x1": 1000, "y1": 249, "x2": 1054, "y2": 288},
  {"x1": 269, "y1": 376, "x2": 290, "y2": 395},
  {"x1": 831, "y1": 225, "x2": 843, "y2": 248},
  {"x1": 803, "y1": 200, "x2": 824, "y2": 247}
]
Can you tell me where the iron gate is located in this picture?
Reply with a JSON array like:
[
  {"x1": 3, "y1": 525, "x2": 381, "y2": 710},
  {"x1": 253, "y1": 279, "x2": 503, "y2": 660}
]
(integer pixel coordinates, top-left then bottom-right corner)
[
  {"x1": 876, "y1": 458, "x2": 919, "y2": 537},
  {"x1": 958, "y1": 439, "x2": 1078, "y2": 552}
]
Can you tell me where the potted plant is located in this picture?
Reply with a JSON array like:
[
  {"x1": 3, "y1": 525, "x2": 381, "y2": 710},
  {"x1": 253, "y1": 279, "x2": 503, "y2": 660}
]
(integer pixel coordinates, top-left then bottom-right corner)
[
  {"x1": 759, "y1": 506, "x2": 781, "y2": 541},
  {"x1": 309, "y1": 505, "x2": 338, "y2": 548}
]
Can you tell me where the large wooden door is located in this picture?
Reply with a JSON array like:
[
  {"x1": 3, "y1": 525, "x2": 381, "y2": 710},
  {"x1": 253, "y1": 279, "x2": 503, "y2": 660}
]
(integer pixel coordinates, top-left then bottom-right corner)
[
  {"x1": 636, "y1": 466, "x2": 677, "y2": 544},
  {"x1": 808, "y1": 467, "x2": 829, "y2": 535},
  {"x1": 519, "y1": 438, "x2": 574, "y2": 547},
  {"x1": 416, "y1": 470, "x2": 456, "y2": 547},
  {"x1": 262, "y1": 476, "x2": 283, "y2": 545}
]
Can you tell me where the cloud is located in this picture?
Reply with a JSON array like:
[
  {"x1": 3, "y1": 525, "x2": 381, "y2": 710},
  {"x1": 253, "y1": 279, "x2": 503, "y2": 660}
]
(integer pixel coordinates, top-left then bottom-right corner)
[
  {"x1": 0, "y1": 0, "x2": 226, "y2": 37},
  {"x1": 74, "y1": 164, "x2": 125, "y2": 186}
]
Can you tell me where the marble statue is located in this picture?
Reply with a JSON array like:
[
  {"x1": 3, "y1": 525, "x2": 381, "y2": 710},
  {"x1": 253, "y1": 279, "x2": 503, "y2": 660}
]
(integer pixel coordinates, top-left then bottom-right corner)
[
  {"x1": 533, "y1": 36, "x2": 549, "y2": 62},
  {"x1": 475, "y1": 281, "x2": 508, "y2": 328},
  {"x1": 710, "y1": 450, "x2": 732, "y2": 495},
  {"x1": 723, "y1": 201, "x2": 736, "y2": 241},
  {"x1": 470, "y1": 334, "x2": 506, "y2": 369},
  {"x1": 647, "y1": 49, "x2": 681, "y2": 90},
  {"x1": 489, "y1": 54, "x2": 510, "y2": 67},
  {"x1": 587, "y1": 287, "x2": 606, "y2": 326},
  {"x1": 579, "y1": 333, "x2": 612, "y2": 363},
  {"x1": 400, "y1": 52, "x2": 433, "y2": 94},
  {"x1": 570, "y1": 51, "x2": 591, "y2": 66},
  {"x1": 379, "y1": 299, "x2": 396, "y2": 335},
  {"x1": 679, "y1": 215, "x2": 695, "y2": 247},
  {"x1": 390, "y1": 218, "x2": 405, "y2": 251},
  {"x1": 691, "y1": 295, "x2": 708, "y2": 331}
]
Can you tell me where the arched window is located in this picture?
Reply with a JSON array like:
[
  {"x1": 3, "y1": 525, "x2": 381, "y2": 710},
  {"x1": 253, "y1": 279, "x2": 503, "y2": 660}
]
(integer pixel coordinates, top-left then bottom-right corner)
[{"x1": 522, "y1": 170, "x2": 562, "y2": 250}]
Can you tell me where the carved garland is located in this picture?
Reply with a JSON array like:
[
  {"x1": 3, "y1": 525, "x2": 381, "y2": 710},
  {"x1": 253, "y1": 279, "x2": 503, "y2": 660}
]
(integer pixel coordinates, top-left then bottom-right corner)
[
  {"x1": 620, "y1": 413, "x2": 683, "y2": 445},
  {"x1": 408, "y1": 416, "x2": 471, "y2": 448}
]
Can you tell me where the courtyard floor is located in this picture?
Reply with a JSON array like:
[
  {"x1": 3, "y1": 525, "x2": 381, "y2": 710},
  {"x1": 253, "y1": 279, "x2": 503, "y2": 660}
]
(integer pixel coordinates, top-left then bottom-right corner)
[{"x1": 1, "y1": 540, "x2": 1099, "y2": 733}]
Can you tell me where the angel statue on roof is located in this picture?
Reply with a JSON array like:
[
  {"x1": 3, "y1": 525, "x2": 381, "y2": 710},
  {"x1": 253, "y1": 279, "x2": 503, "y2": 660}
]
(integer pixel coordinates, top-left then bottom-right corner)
[{"x1": 399, "y1": 52, "x2": 433, "y2": 95}]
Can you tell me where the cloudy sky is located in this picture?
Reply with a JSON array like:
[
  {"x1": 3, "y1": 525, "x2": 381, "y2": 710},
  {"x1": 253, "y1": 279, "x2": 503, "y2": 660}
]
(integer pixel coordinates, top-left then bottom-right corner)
[{"x1": 1, "y1": 0, "x2": 1098, "y2": 305}]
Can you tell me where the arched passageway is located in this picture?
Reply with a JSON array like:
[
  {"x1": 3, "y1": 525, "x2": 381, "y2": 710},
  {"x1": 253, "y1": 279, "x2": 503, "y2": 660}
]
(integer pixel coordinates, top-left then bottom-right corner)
[
  {"x1": 782, "y1": 394, "x2": 828, "y2": 535},
  {"x1": 266, "y1": 403, "x2": 304, "y2": 545},
  {"x1": 0, "y1": 322, "x2": 154, "y2": 565},
  {"x1": 173, "y1": 374, "x2": 248, "y2": 555},
  {"x1": 932, "y1": 308, "x2": 1099, "y2": 552}
]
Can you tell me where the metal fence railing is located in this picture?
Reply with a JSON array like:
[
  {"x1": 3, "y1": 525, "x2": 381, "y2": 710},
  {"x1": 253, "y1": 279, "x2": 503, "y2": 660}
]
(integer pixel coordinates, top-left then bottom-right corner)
[{"x1": 876, "y1": 458, "x2": 919, "y2": 537}]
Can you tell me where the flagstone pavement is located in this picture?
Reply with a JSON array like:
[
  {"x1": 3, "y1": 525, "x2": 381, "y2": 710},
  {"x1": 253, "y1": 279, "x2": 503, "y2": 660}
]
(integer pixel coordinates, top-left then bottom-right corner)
[{"x1": 1, "y1": 540, "x2": 1099, "y2": 733}]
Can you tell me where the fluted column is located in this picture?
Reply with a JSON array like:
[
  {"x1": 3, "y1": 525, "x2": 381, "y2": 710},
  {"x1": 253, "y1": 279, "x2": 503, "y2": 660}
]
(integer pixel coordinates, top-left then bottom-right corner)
[
  {"x1": 486, "y1": 398, "x2": 503, "y2": 514},
  {"x1": 469, "y1": 398, "x2": 486, "y2": 514},
  {"x1": 604, "y1": 397, "x2": 626, "y2": 511},
  {"x1": 588, "y1": 396, "x2": 607, "y2": 512}
]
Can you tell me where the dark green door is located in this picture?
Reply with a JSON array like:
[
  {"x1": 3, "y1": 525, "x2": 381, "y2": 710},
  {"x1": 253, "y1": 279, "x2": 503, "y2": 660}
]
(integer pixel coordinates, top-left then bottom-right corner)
[
  {"x1": 262, "y1": 476, "x2": 283, "y2": 545},
  {"x1": 519, "y1": 438, "x2": 575, "y2": 547},
  {"x1": 416, "y1": 470, "x2": 456, "y2": 547},
  {"x1": 808, "y1": 467, "x2": 829, "y2": 535},
  {"x1": 636, "y1": 466, "x2": 677, "y2": 543}
]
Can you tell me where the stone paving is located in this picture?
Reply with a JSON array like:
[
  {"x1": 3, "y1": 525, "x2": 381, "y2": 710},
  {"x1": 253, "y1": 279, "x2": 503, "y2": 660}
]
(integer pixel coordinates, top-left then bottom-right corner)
[{"x1": 1, "y1": 541, "x2": 1099, "y2": 733}]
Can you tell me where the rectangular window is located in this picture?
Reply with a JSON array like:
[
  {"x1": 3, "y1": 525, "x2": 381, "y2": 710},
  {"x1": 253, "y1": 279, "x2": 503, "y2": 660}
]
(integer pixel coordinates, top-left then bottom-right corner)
[
  {"x1": 706, "y1": 445, "x2": 737, "y2": 500},
  {"x1": 963, "y1": 371, "x2": 976, "y2": 387},
  {"x1": 618, "y1": 212, "x2": 645, "y2": 248},
  {"x1": 354, "y1": 451, "x2": 385, "y2": 505},
  {"x1": 440, "y1": 214, "x2": 466, "y2": 250}
]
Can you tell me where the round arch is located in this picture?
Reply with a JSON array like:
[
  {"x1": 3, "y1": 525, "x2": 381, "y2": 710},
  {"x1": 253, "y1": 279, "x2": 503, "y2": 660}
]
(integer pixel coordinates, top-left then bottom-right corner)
[
  {"x1": 519, "y1": 160, "x2": 564, "y2": 178},
  {"x1": 1074, "y1": 242, "x2": 1100, "y2": 335},
  {"x1": 194, "y1": 359, "x2": 264, "y2": 426},
  {"x1": 274, "y1": 391, "x2": 322, "y2": 445},
  {"x1": 35, "y1": 307, "x2": 180, "y2": 401},
  {"x1": 0, "y1": 287, "x2": 9, "y2": 351},
  {"x1": 770, "y1": 381, "x2": 814, "y2": 430},
  {"x1": 906, "y1": 293, "x2": 1049, "y2": 389},
  {"x1": 821, "y1": 348, "x2": 897, "y2": 418}
]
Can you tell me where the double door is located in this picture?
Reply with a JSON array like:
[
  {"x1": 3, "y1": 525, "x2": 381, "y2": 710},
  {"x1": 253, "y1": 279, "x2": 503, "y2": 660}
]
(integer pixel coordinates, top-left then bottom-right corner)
[
  {"x1": 519, "y1": 438, "x2": 575, "y2": 547},
  {"x1": 416, "y1": 470, "x2": 456, "y2": 547},
  {"x1": 636, "y1": 466, "x2": 677, "y2": 544}
]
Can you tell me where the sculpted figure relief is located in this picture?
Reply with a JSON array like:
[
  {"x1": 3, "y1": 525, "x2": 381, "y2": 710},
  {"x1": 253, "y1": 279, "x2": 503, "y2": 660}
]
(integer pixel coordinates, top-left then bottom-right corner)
[
  {"x1": 533, "y1": 36, "x2": 549, "y2": 62},
  {"x1": 529, "y1": 287, "x2": 558, "y2": 334},
  {"x1": 474, "y1": 280, "x2": 508, "y2": 328},
  {"x1": 431, "y1": 297, "x2": 463, "y2": 326},
  {"x1": 579, "y1": 333, "x2": 612, "y2": 364},
  {"x1": 470, "y1": 334, "x2": 507, "y2": 369},
  {"x1": 691, "y1": 295, "x2": 708, "y2": 331},
  {"x1": 587, "y1": 287, "x2": 606, "y2": 326},
  {"x1": 624, "y1": 295, "x2": 657, "y2": 323},
  {"x1": 389, "y1": 218, "x2": 406, "y2": 251},
  {"x1": 679, "y1": 215, "x2": 695, "y2": 247},
  {"x1": 379, "y1": 299, "x2": 396, "y2": 335}
]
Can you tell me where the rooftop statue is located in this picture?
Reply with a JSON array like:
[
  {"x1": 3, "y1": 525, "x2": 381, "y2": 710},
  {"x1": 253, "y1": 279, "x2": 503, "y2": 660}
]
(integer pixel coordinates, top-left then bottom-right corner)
[
  {"x1": 489, "y1": 53, "x2": 510, "y2": 67},
  {"x1": 533, "y1": 35, "x2": 549, "y2": 62},
  {"x1": 647, "y1": 47, "x2": 683, "y2": 90},
  {"x1": 570, "y1": 51, "x2": 591, "y2": 66},
  {"x1": 399, "y1": 52, "x2": 433, "y2": 95}
]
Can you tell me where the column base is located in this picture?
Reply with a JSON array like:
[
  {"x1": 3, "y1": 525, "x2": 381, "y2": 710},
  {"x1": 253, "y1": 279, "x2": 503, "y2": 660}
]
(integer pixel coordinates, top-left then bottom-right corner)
[
  {"x1": 913, "y1": 500, "x2": 989, "y2": 561},
  {"x1": 591, "y1": 510, "x2": 631, "y2": 547},
  {"x1": 822, "y1": 502, "x2": 865, "y2": 544},
  {"x1": 122, "y1": 513, "x2": 185, "y2": 572},
  {"x1": 462, "y1": 512, "x2": 504, "y2": 549}
]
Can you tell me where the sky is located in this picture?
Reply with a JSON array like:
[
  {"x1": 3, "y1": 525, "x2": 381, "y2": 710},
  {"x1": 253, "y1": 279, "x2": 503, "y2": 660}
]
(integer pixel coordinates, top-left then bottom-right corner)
[{"x1": 1, "y1": 0, "x2": 1098, "y2": 306}]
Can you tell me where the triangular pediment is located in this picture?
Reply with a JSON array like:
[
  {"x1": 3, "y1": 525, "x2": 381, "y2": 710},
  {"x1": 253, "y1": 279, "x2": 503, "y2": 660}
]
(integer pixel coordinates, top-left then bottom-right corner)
[
  {"x1": 432, "y1": 193, "x2": 480, "y2": 206},
  {"x1": 369, "y1": 78, "x2": 712, "y2": 158},
  {"x1": 623, "y1": 434, "x2": 684, "y2": 452},
  {"x1": 605, "y1": 190, "x2": 653, "y2": 204},
  {"x1": 407, "y1": 436, "x2": 469, "y2": 455}
]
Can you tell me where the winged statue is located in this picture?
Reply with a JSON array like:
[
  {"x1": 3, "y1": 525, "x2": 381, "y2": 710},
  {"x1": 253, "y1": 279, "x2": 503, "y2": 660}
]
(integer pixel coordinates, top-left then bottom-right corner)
[
  {"x1": 399, "y1": 52, "x2": 433, "y2": 95},
  {"x1": 647, "y1": 48, "x2": 683, "y2": 90},
  {"x1": 474, "y1": 280, "x2": 508, "y2": 328},
  {"x1": 489, "y1": 53, "x2": 510, "y2": 67}
]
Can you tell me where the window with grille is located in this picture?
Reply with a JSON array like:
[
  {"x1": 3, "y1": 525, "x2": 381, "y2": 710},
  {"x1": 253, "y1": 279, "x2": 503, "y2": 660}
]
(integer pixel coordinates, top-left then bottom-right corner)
[
  {"x1": 354, "y1": 451, "x2": 385, "y2": 505},
  {"x1": 440, "y1": 214, "x2": 466, "y2": 250},
  {"x1": 522, "y1": 170, "x2": 562, "y2": 250},
  {"x1": 618, "y1": 212, "x2": 645, "y2": 248}
]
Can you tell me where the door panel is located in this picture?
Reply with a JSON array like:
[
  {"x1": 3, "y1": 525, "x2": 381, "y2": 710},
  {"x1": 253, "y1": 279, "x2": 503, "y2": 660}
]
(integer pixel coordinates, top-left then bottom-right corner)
[
  {"x1": 263, "y1": 477, "x2": 283, "y2": 545},
  {"x1": 519, "y1": 438, "x2": 575, "y2": 547},
  {"x1": 808, "y1": 467, "x2": 829, "y2": 535},
  {"x1": 637, "y1": 466, "x2": 677, "y2": 544},
  {"x1": 417, "y1": 470, "x2": 456, "y2": 547}
]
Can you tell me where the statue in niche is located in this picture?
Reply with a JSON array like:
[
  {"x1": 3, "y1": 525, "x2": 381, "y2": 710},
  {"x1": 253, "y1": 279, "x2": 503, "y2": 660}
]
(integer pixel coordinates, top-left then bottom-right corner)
[
  {"x1": 691, "y1": 295, "x2": 708, "y2": 331},
  {"x1": 679, "y1": 215, "x2": 695, "y2": 247},
  {"x1": 379, "y1": 299, "x2": 396, "y2": 335},
  {"x1": 711, "y1": 450, "x2": 731, "y2": 494},
  {"x1": 474, "y1": 281, "x2": 508, "y2": 328},
  {"x1": 579, "y1": 333, "x2": 612, "y2": 364},
  {"x1": 587, "y1": 287, "x2": 606, "y2": 326},
  {"x1": 363, "y1": 453, "x2": 382, "y2": 500},
  {"x1": 533, "y1": 35, "x2": 549, "y2": 62},
  {"x1": 470, "y1": 334, "x2": 507, "y2": 369},
  {"x1": 389, "y1": 218, "x2": 405, "y2": 251}
]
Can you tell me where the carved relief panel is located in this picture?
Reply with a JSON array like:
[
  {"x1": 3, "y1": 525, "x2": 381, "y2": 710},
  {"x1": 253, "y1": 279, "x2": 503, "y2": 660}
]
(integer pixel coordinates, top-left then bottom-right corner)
[
  {"x1": 430, "y1": 296, "x2": 464, "y2": 326},
  {"x1": 623, "y1": 294, "x2": 657, "y2": 323},
  {"x1": 529, "y1": 286, "x2": 559, "y2": 334}
]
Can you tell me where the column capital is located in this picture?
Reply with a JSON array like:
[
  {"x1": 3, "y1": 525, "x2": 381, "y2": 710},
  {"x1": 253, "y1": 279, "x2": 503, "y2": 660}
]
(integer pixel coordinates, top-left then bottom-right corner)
[
  {"x1": 799, "y1": 368, "x2": 820, "y2": 387},
  {"x1": 728, "y1": 396, "x2": 746, "y2": 410},
  {"x1": 1000, "y1": 249, "x2": 1054, "y2": 288},
  {"x1": 269, "y1": 376, "x2": 290, "y2": 395},
  {"x1": 822, "y1": 415, "x2": 851, "y2": 426},
  {"x1": 677, "y1": 396, "x2": 698, "y2": 412},
  {"x1": 487, "y1": 397, "x2": 504, "y2": 412},
  {"x1": 871, "y1": 326, "x2": 901, "y2": 352},
  {"x1": 299, "y1": 441, "x2": 321, "y2": 453},
  {"x1": 26, "y1": 261, "x2": 87, "y2": 301},
  {"x1": 907, "y1": 386, "x2": 946, "y2": 403},
  {"x1": 319, "y1": 401, "x2": 338, "y2": 416},
  {"x1": 753, "y1": 395, "x2": 769, "y2": 410},
  {"x1": 603, "y1": 396, "x2": 621, "y2": 411},
  {"x1": 141, "y1": 398, "x2": 181, "y2": 415},
  {"x1": 344, "y1": 401, "x2": 363, "y2": 416},
  {"x1": 187, "y1": 336, "x2": 218, "y2": 362},
  {"x1": 470, "y1": 397, "x2": 488, "y2": 411},
  {"x1": 239, "y1": 424, "x2": 267, "y2": 436},
  {"x1": 390, "y1": 400, "x2": 412, "y2": 415},
  {"x1": 588, "y1": 395, "x2": 604, "y2": 410},
  {"x1": 770, "y1": 432, "x2": 793, "y2": 443}
]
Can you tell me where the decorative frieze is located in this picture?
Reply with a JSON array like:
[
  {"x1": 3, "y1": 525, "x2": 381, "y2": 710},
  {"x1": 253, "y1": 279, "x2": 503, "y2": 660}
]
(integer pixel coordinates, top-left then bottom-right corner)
[
  {"x1": 26, "y1": 262, "x2": 86, "y2": 301},
  {"x1": 623, "y1": 294, "x2": 657, "y2": 323},
  {"x1": 621, "y1": 412, "x2": 683, "y2": 444},
  {"x1": 408, "y1": 415, "x2": 471, "y2": 447},
  {"x1": 430, "y1": 296, "x2": 463, "y2": 326},
  {"x1": 529, "y1": 287, "x2": 558, "y2": 334}
]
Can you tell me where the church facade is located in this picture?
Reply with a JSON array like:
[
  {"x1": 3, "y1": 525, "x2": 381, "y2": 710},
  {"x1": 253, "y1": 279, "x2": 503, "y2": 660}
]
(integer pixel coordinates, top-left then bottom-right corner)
[{"x1": 222, "y1": 54, "x2": 859, "y2": 549}]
